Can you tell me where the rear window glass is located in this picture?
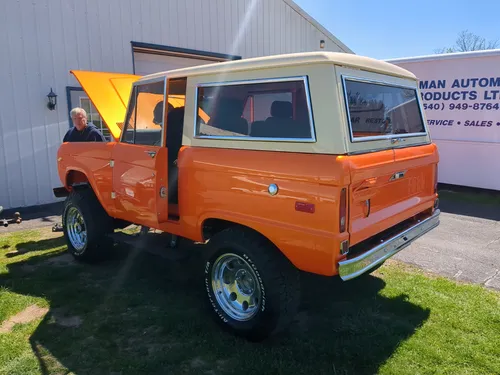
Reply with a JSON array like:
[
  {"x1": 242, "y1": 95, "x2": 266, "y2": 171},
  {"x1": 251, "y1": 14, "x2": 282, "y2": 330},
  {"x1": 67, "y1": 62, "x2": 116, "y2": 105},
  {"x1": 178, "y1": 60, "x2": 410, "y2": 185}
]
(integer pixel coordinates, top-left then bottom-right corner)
[
  {"x1": 343, "y1": 78, "x2": 426, "y2": 140},
  {"x1": 195, "y1": 78, "x2": 314, "y2": 140}
]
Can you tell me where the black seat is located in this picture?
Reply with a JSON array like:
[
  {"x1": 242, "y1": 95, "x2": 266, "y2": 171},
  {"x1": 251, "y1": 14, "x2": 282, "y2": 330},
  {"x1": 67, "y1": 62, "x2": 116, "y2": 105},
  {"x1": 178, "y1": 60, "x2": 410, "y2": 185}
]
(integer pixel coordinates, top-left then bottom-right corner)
[
  {"x1": 251, "y1": 100, "x2": 293, "y2": 138},
  {"x1": 208, "y1": 98, "x2": 248, "y2": 135},
  {"x1": 269, "y1": 100, "x2": 293, "y2": 120},
  {"x1": 250, "y1": 120, "x2": 267, "y2": 137},
  {"x1": 166, "y1": 106, "x2": 185, "y2": 204},
  {"x1": 167, "y1": 107, "x2": 185, "y2": 164}
]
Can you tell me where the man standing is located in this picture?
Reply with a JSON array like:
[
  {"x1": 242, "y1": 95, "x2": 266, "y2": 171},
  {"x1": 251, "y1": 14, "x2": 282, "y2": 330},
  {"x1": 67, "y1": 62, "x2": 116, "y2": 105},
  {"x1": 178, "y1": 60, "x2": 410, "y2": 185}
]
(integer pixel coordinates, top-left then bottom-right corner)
[
  {"x1": 53, "y1": 107, "x2": 106, "y2": 233},
  {"x1": 63, "y1": 107, "x2": 106, "y2": 142}
]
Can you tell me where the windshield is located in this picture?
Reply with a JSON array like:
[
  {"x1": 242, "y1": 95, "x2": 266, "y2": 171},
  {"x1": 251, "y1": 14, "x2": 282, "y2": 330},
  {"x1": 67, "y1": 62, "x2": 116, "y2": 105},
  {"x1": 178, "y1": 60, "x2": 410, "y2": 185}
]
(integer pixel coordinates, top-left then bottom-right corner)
[{"x1": 343, "y1": 78, "x2": 426, "y2": 140}]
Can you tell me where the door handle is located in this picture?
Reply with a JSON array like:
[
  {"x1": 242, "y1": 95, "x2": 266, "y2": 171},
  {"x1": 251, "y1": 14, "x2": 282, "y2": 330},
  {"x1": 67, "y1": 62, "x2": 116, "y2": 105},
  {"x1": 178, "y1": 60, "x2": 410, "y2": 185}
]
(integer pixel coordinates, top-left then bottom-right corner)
[
  {"x1": 145, "y1": 150, "x2": 156, "y2": 158},
  {"x1": 391, "y1": 137, "x2": 404, "y2": 144}
]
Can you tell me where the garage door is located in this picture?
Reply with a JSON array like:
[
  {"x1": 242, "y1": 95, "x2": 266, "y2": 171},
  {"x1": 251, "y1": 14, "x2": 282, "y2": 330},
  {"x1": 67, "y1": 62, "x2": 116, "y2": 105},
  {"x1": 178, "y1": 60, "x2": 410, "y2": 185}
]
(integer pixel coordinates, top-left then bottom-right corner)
[{"x1": 133, "y1": 52, "x2": 219, "y2": 76}]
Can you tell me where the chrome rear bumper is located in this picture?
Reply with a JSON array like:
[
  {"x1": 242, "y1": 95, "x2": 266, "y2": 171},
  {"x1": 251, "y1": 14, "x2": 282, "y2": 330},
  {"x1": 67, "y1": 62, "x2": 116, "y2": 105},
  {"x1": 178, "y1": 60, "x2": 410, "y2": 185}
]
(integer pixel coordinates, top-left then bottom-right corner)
[{"x1": 338, "y1": 209, "x2": 441, "y2": 281}]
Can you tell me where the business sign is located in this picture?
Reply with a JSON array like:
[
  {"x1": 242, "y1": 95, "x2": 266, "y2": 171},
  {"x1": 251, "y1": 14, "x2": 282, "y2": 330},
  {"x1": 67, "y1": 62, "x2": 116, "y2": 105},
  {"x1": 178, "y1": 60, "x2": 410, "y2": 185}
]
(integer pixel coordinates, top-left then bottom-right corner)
[
  {"x1": 390, "y1": 54, "x2": 500, "y2": 144},
  {"x1": 389, "y1": 52, "x2": 500, "y2": 191}
]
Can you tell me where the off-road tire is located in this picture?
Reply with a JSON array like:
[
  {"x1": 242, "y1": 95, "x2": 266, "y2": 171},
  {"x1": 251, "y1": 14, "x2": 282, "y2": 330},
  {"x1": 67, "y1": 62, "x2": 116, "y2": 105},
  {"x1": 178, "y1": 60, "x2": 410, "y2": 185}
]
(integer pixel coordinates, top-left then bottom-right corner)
[
  {"x1": 62, "y1": 188, "x2": 114, "y2": 263},
  {"x1": 203, "y1": 227, "x2": 301, "y2": 342}
]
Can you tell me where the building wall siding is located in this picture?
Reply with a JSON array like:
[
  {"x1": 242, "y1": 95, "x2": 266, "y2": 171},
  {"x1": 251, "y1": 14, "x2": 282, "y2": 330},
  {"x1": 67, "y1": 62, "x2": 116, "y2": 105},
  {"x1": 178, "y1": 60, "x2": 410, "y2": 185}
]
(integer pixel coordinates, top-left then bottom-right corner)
[{"x1": 0, "y1": 0, "x2": 350, "y2": 209}]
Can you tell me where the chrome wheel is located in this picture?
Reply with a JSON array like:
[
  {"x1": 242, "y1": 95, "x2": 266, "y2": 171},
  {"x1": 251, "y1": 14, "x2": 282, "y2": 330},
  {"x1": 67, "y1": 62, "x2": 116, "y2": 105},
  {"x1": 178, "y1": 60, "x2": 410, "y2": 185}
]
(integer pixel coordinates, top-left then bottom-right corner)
[
  {"x1": 66, "y1": 206, "x2": 87, "y2": 253},
  {"x1": 211, "y1": 253, "x2": 262, "y2": 322}
]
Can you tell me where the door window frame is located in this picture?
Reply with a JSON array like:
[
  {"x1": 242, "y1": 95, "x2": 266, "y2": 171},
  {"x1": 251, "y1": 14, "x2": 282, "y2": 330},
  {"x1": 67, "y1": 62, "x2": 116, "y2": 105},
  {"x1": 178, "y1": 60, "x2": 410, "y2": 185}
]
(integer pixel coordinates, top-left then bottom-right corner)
[{"x1": 119, "y1": 76, "x2": 168, "y2": 147}]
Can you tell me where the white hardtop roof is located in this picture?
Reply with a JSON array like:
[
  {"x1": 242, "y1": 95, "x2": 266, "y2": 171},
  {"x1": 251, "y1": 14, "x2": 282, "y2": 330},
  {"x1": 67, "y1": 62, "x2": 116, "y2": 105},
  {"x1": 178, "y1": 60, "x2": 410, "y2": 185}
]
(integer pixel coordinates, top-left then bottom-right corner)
[{"x1": 138, "y1": 51, "x2": 417, "y2": 82}]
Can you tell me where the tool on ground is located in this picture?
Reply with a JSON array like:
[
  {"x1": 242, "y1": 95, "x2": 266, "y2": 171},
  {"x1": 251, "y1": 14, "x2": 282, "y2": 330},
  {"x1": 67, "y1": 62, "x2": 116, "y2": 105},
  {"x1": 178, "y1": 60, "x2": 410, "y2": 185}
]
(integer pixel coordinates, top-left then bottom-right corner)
[{"x1": 0, "y1": 207, "x2": 22, "y2": 228}]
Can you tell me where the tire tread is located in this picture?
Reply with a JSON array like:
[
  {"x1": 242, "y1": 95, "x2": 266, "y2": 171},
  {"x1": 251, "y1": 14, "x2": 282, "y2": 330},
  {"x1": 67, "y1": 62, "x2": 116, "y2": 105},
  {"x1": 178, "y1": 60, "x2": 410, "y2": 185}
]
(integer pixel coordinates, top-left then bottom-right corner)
[
  {"x1": 63, "y1": 188, "x2": 113, "y2": 262},
  {"x1": 206, "y1": 226, "x2": 301, "y2": 340}
]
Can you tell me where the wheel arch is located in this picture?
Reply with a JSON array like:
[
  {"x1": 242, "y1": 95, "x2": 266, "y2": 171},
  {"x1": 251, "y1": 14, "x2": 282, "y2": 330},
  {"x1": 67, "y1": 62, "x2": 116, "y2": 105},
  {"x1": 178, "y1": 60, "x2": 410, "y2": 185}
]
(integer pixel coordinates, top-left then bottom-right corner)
[
  {"x1": 63, "y1": 168, "x2": 112, "y2": 216},
  {"x1": 53, "y1": 169, "x2": 92, "y2": 198},
  {"x1": 201, "y1": 218, "x2": 265, "y2": 241},
  {"x1": 66, "y1": 170, "x2": 90, "y2": 187},
  {"x1": 200, "y1": 216, "x2": 295, "y2": 267}
]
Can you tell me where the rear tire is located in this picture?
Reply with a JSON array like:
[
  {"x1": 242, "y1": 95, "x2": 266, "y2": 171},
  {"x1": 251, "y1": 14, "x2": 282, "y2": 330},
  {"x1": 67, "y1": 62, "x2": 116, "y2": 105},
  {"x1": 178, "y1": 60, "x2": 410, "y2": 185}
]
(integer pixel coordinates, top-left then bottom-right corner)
[
  {"x1": 203, "y1": 227, "x2": 301, "y2": 342},
  {"x1": 62, "y1": 188, "x2": 114, "y2": 263}
]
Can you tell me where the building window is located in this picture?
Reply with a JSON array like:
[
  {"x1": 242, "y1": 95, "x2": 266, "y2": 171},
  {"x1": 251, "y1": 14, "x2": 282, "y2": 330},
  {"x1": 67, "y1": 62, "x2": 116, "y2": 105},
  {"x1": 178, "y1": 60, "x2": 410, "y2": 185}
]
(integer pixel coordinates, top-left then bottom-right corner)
[
  {"x1": 79, "y1": 97, "x2": 110, "y2": 139},
  {"x1": 195, "y1": 77, "x2": 315, "y2": 141}
]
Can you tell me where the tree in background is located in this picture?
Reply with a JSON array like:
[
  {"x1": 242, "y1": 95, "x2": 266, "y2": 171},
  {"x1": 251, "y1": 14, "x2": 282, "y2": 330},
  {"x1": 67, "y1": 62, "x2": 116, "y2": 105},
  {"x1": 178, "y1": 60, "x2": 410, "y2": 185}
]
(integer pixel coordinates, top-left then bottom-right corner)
[{"x1": 434, "y1": 30, "x2": 498, "y2": 53}]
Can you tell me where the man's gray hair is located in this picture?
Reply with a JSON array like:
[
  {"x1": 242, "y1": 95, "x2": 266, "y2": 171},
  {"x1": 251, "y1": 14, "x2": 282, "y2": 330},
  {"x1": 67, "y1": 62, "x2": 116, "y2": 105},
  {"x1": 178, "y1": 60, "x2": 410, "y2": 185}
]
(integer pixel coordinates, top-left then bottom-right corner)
[{"x1": 70, "y1": 107, "x2": 87, "y2": 118}]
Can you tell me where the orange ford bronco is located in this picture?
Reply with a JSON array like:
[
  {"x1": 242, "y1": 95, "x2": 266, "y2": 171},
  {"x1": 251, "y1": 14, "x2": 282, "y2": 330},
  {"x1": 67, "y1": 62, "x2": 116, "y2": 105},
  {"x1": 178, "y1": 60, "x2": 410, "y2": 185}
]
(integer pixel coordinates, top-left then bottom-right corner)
[{"x1": 54, "y1": 52, "x2": 440, "y2": 341}]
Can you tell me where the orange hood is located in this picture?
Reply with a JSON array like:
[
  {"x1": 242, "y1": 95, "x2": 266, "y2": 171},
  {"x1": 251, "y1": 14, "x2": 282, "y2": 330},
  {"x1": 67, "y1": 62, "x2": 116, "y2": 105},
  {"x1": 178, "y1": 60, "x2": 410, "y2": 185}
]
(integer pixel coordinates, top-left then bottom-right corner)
[{"x1": 70, "y1": 70, "x2": 210, "y2": 141}]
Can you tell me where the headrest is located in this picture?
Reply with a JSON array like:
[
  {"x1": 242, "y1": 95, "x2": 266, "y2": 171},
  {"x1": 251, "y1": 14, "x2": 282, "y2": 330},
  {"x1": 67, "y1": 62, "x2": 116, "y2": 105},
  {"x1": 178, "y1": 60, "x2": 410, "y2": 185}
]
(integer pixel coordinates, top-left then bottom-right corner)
[
  {"x1": 153, "y1": 102, "x2": 176, "y2": 125},
  {"x1": 153, "y1": 101, "x2": 164, "y2": 125},
  {"x1": 270, "y1": 101, "x2": 292, "y2": 118}
]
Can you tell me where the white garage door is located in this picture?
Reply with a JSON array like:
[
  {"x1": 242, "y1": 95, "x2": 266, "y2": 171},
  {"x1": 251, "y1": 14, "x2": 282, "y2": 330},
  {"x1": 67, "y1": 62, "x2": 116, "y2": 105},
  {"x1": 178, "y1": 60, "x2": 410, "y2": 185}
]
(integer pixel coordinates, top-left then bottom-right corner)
[{"x1": 133, "y1": 52, "x2": 217, "y2": 76}]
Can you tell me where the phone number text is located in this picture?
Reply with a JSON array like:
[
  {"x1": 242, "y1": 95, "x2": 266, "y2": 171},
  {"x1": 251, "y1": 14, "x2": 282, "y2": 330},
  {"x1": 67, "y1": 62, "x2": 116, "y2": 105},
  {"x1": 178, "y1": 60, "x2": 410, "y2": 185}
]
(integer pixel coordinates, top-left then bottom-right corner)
[{"x1": 423, "y1": 103, "x2": 500, "y2": 111}]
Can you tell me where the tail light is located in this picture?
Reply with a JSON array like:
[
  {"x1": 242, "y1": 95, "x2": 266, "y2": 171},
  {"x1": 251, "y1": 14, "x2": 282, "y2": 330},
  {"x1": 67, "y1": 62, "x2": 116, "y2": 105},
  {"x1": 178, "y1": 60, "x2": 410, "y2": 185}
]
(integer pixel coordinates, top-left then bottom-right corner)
[
  {"x1": 339, "y1": 188, "x2": 347, "y2": 233},
  {"x1": 434, "y1": 164, "x2": 439, "y2": 194}
]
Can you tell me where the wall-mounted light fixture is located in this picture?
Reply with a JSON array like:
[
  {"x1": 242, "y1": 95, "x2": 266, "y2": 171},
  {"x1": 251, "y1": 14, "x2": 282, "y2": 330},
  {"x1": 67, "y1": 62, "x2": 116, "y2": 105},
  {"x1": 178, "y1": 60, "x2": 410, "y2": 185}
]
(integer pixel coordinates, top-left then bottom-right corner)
[
  {"x1": 47, "y1": 88, "x2": 57, "y2": 110},
  {"x1": 320, "y1": 40, "x2": 325, "y2": 49}
]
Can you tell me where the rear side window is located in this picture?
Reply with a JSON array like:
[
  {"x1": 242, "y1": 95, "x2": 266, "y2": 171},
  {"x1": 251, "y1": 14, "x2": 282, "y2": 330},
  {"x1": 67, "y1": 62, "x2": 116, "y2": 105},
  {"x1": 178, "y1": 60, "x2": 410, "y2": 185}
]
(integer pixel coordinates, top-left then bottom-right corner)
[
  {"x1": 343, "y1": 78, "x2": 426, "y2": 141},
  {"x1": 194, "y1": 77, "x2": 315, "y2": 141}
]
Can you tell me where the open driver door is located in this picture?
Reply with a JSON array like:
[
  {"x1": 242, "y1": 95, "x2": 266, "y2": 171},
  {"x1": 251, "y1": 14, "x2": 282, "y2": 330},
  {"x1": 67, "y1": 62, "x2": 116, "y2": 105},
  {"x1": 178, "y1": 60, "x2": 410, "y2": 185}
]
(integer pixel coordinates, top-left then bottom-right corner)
[{"x1": 70, "y1": 71, "x2": 171, "y2": 226}]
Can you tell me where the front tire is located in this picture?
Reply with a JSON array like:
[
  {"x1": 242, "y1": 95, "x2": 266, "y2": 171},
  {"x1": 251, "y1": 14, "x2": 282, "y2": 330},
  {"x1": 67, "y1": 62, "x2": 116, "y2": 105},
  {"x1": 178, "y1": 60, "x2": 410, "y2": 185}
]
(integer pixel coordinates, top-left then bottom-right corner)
[
  {"x1": 62, "y1": 188, "x2": 114, "y2": 262},
  {"x1": 204, "y1": 227, "x2": 301, "y2": 342}
]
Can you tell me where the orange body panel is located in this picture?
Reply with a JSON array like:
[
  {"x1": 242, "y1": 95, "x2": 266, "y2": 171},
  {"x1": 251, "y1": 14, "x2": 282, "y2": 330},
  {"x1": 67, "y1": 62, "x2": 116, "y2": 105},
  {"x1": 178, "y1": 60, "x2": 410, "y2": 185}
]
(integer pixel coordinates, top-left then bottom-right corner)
[
  {"x1": 57, "y1": 141, "x2": 438, "y2": 277},
  {"x1": 347, "y1": 143, "x2": 439, "y2": 245},
  {"x1": 57, "y1": 142, "x2": 116, "y2": 215},
  {"x1": 168, "y1": 147, "x2": 351, "y2": 275},
  {"x1": 111, "y1": 144, "x2": 169, "y2": 226}
]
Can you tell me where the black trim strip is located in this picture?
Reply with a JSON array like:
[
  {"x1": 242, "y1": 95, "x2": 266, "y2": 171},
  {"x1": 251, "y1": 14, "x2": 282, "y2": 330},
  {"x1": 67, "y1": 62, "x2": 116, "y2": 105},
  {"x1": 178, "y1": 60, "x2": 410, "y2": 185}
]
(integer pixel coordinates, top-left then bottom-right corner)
[
  {"x1": 131, "y1": 41, "x2": 242, "y2": 62},
  {"x1": 53, "y1": 187, "x2": 69, "y2": 198}
]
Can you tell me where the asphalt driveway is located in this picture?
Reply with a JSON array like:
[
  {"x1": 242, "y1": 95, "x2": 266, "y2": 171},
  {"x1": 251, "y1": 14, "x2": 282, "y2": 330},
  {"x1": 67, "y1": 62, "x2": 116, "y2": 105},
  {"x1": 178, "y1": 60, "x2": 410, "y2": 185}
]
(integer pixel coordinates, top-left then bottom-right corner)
[
  {"x1": 394, "y1": 197, "x2": 500, "y2": 290},
  {"x1": 1, "y1": 202, "x2": 62, "y2": 234}
]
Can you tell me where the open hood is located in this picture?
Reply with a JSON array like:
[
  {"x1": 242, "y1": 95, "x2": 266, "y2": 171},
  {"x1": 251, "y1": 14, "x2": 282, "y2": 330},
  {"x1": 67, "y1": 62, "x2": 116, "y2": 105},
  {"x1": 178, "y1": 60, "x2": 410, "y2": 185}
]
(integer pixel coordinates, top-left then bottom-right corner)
[
  {"x1": 71, "y1": 70, "x2": 211, "y2": 141},
  {"x1": 70, "y1": 70, "x2": 140, "y2": 140}
]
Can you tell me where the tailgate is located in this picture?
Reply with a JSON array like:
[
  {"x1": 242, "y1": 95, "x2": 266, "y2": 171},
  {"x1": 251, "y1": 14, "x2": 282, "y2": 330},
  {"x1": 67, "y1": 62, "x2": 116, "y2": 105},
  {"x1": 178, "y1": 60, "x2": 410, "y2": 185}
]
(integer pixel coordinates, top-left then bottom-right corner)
[
  {"x1": 348, "y1": 145, "x2": 438, "y2": 246},
  {"x1": 338, "y1": 69, "x2": 439, "y2": 246}
]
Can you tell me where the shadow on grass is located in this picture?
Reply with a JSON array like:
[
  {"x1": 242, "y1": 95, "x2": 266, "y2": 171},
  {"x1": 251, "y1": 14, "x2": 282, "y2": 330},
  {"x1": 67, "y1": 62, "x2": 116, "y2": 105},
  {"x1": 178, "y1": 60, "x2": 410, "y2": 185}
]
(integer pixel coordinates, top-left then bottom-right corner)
[
  {"x1": 0, "y1": 238, "x2": 430, "y2": 375},
  {"x1": 4, "y1": 236, "x2": 67, "y2": 258}
]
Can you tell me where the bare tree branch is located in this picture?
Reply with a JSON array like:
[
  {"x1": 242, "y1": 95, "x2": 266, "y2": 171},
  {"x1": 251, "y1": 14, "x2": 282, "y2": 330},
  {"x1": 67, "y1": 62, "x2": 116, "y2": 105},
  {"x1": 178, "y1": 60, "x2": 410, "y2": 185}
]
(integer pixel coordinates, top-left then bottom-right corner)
[{"x1": 435, "y1": 30, "x2": 498, "y2": 54}]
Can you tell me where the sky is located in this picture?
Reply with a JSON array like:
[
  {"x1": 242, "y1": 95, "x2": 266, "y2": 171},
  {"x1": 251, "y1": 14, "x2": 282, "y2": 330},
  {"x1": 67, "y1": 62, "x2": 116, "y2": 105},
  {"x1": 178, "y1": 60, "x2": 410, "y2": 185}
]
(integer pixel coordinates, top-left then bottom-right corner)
[{"x1": 294, "y1": 0, "x2": 500, "y2": 60}]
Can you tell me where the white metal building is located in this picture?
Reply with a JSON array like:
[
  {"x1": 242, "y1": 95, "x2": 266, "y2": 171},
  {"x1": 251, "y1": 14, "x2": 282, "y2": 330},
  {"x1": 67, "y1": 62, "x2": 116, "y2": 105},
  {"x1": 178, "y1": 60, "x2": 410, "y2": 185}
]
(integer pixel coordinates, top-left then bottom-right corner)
[{"x1": 0, "y1": 0, "x2": 352, "y2": 209}]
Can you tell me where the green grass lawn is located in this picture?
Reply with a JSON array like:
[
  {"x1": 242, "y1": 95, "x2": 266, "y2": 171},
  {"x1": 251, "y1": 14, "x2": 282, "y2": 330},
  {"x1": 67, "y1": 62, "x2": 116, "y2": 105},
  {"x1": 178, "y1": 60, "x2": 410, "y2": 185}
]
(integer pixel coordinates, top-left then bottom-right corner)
[
  {"x1": 0, "y1": 228, "x2": 499, "y2": 375},
  {"x1": 437, "y1": 185, "x2": 500, "y2": 206}
]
